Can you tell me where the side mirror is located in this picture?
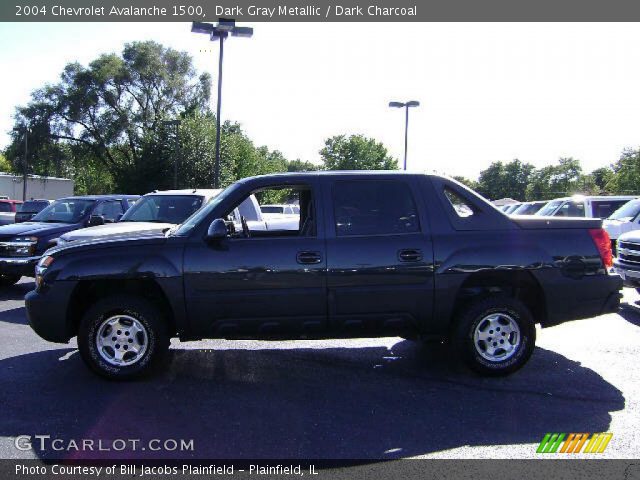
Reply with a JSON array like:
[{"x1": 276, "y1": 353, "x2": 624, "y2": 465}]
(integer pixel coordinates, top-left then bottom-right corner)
[
  {"x1": 88, "y1": 215, "x2": 105, "y2": 227},
  {"x1": 205, "y1": 218, "x2": 228, "y2": 242}
]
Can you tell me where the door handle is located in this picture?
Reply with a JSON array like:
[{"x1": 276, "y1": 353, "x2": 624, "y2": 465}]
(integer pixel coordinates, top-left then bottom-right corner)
[
  {"x1": 297, "y1": 251, "x2": 322, "y2": 265},
  {"x1": 398, "y1": 249, "x2": 423, "y2": 262}
]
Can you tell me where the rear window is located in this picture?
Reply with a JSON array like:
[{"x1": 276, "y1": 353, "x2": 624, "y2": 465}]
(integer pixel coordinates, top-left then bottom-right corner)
[
  {"x1": 261, "y1": 206, "x2": 284, "y2": 214},
  {"x1": 332, "y1": 180, "x2": 420, "y2": 236},
  {"x1": 592, "y1": 200, "x2": 631, "y2": 219},
  {"x1": 445, "y1": 188, "x2": 475, "y2": 218},
  {"x1": 0, "y1": 203, "x2": 12, "y2": 213},
  {"x1": 20, "y1": 201, "x2": 49, "y2": 213}
]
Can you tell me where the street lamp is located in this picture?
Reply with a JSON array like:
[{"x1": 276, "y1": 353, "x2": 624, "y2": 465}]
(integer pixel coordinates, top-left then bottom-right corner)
[
  {"x1": 191, "y1": 19, "x2": 253, "y2": 188},
  {"x1": 162, "y1": 119, "x2": 181, "y2": 189},
  {"x1": 389, "y1": 100, "x2": 420, "y2": 170},
  {"x1": 12, "y1": 125, "x2": 30, "y2": 200}
]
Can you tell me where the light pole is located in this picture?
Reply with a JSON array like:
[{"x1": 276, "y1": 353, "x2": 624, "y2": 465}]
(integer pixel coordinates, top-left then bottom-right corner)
[
  {"x1": 389, "y1": 100, "x2": 420, "y2": 170},
  {"x1": 12, "y1": 126, "x2": 29, "y2": 200},
  {"x1": 162, "y1": 119, "x2": 181, "y2": 189},
  {"x1": 191, "y1": 19, "x2": 253, "y2": 188}
]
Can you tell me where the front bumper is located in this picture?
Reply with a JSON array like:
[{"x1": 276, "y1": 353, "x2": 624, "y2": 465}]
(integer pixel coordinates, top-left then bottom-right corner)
[
  {"x1": 0, "y1": 256, "x2": 40, "y2": 277},
  {"x1": 613, "y1": 258, "x2": 640, "y2": 288},
  {"x1": 25, "y1": 281, "x2": 77, "y2": 343}
]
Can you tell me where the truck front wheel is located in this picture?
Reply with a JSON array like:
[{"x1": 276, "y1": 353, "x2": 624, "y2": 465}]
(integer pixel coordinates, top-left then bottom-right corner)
[
  {"x1": 78, "y1": 295, "x2": 169, "y2": 380},
  {"x1": 452, "y1": 296, "x2": 536, "y2": 376}
]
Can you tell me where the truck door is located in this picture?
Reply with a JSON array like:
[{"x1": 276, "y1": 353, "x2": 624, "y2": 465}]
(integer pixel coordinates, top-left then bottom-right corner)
[
  {"x1": 183, "y1": 181, "x2": 327, "y2": 338},
  {"x1": 324, "y1": 177, "x2": 435, "y2": 336}
]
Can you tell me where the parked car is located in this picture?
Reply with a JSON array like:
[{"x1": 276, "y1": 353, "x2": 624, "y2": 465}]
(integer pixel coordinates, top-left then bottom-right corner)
[
  {"x1": 510, "y1": 201, "x2": 547, "y2": 216},
  {"x1": 602, "y1": 198, "x2": 640, "y2": 255},
  {"x1": 260, "y1": 204, "x2": 300, "y2": 215},
  {"x1": 502, "y1": 203, "x2": 522, "y2": 214},
  {"x1": 26, "y1": 172, "x2": 622, "y2": 379},
  {"x1": 0, "y1": 194, "x2": 138, "y2": 286},
  {"x1": 15, "y1": 199, "x2": 52, "y2": 223},
  {"x1": 56, "y1": 190, "x2": 220, "y2": 246},
  {"x1": 536, "y1": 195, "x2": 636, "y2": 219},
  {"x1": 0, "y1": 199, "x2": 23, "y2": 226},
  {"x1": 613, "y1": 229, "x2": 640, "y2": 291},
  {"x1": 57, "y1": 190, "x2": 298, "y2": 246}
]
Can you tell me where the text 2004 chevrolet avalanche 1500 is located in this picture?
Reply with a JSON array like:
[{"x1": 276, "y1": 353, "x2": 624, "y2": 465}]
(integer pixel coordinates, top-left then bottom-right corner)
[{"x1": 25, "y1": 172, "x2": 622, "y2": 379}]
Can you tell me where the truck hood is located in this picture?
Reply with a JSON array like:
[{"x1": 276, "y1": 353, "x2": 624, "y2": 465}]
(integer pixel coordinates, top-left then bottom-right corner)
[
  {"x1": 48, "y1": 230, "x2": 169, "y2": 256},
  {"x1": 0, "y1": 221, "x2": 78, "y2": 239},
  {"x1": 511, "y1": 216, "x2": 602, "y2": 229},
  {"x1": 618, "y1": 229, "x2": 640, "y2": 244},
  {"x1": 602, "y1": 219, "x2": 626, "y2": 239},
  {"x1": 59, "y1": 221, "x2": 174, "y2": 242}
]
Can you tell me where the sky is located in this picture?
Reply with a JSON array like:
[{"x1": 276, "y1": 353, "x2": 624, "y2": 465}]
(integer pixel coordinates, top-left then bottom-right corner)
[{"x1": 1, "y1": 22, "x2": 640, "y2": 179}]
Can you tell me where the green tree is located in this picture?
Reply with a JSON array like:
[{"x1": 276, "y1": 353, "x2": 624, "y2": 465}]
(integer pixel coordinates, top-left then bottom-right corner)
[
  {"x1": 452, "y1": 175, "x2": 479, "y2": 191},
  {"x1": 524, "y1": 157, "x2": 583, "y2": 200},
  {"x1": 476, "y1": 159, "x2": 534, "y2": 200},
  {"x1": 320, "y1": 134, "x2": 397, "y2": 170},
  {"x1": 0, "y1": 153, "x2": 12, "y2": 173},
  {"x1": 7, "y1": 40, "x2": 211, "y2": 193},
  {"x1": 605, "y1": 148, "x2": 640, "y2": 195},
  {"x1": 284, "y1": 159, "x2": 320, "y2": 172}
]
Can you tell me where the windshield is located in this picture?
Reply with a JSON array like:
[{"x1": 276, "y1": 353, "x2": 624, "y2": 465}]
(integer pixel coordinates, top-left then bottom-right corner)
[
  {"x1": 261, "y1": 206, "x2": 284, "y2": 214},
  {"x1": 608, "y1": 199, "x2": 640, "y2": 221},
  {"x1": 513, "y1": 202, "x2": 545, "y2": 215},
  {"x1": 19, "y1": 201, "x2": 49, "y2": 213},
  {"x1": 121, "y1": 195, "x2": 204, "y2": 224},
  {"x1": 32, "y1": 199, "x2": 95, "y2": 223},
  {"x1": 536, "y1": 200, "x2": 563, "y2": 216},
  {"x1": 174, "y1": 183, "x2": 241, "y2": 236}
]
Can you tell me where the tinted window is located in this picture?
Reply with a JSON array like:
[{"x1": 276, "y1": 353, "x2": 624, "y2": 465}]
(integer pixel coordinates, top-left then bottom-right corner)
[
  {"x1": 261, "y1": 206, "x2": 284, "y2": 214},
  {"x1": 554, "y1": 201, "x2": 585, "y2": 217},
  {"x1": 19, "y1": 201, "x2": 49, "y2": 213},
  {"x1": 609, "y1": 199, "x2": 640, "y2": 221},
  {"x1": 121, "y1": 195, "x2": 203, "y2": 224},
  {"x1": 333, "y1": 181, "x2": 419, "y2": 236},
  {"x1": 32, "y1": 199, "x2": 95, "y2": 223},
  {"x1": 592, "y1": 200, "x2": 630, "y2": 219},
  {"x1": 0, "y1": 203, "x2": 12, "y2": 213},
  {"x1": 94, "y1": 200, "x2": 124, "y2": 221}
]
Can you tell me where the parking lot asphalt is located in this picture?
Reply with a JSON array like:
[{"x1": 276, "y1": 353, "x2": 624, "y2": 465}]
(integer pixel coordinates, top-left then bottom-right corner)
[{"x1": 0, "y1": 278, "x2": 638, "y2": 461}]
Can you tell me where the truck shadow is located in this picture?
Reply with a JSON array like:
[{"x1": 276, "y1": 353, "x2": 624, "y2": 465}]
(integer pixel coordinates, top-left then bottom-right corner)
[
  {"x1": 0, "y1": 280, "x2": 34, "y2": 302},
  {"x1": 0, "y1": 340, "x2": 624, "y2": 461},
  {"x1": 619, "y1": 302, "x2": 640, "y2": 327}
]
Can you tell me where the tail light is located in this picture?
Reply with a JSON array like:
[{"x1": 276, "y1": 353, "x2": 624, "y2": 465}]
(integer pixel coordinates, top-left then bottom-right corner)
[{"x1": 589, "y1": 228, "x2": 613, "y2": 268}]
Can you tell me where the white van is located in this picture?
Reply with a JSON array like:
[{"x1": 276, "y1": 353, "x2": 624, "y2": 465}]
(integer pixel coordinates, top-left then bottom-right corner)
[{"x1": 535, "y1": 195, "x2": 637, "y2": 219}]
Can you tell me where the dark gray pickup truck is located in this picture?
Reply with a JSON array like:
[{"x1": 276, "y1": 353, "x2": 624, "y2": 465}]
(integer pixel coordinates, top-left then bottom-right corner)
[{"x1": 25, "y1": 172, "x2": 622, "y2": 379}]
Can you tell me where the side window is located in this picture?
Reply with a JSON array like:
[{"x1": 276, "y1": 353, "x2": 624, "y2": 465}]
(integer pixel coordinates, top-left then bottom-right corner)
[
  {"x1": 555, "y1": 201, "x2": 584, "y2": 217},
  {"x1": 444, "y1": 188, "x2": 475, "y2": 218},
  {"x1": 94, "y1": 201, "x2": 124, "y2": 222},
  {"x1": 228, "y1": 186, "x2": 311, "y2": 238},
  {"x1": 593, "y1": 200, "x2": 627, "y2": 219},
  {"x1": 332, "y1": 181, "x2": 420, "y2": 236}
]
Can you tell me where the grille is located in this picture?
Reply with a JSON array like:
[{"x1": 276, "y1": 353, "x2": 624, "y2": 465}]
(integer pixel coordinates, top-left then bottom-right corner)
[{"x1": 618, "y1": 240, "x2": 640, "y2": 264}]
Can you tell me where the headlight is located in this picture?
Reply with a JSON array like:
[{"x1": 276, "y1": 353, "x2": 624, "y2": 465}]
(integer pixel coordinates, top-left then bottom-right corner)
[
  {"x1": 5, "y1": 236, "x2": 38, "y2": 256},
  {"x1": 35, "y1": 255, "x2": 54, "y2": 289}
]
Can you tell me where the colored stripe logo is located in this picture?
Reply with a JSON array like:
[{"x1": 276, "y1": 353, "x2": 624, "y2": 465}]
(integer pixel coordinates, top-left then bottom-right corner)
[{"x1": 537, "y1": 433, "x2": 612, "y2": 454}]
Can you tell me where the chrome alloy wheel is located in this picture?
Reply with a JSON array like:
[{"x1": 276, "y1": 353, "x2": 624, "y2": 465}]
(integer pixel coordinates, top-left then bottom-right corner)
[
  {"x1": 473, "y1": 313, "x2": 521, "y2": 362},
  {"x1": 95, "y1": 315, "x2": 148, "y2": 366}
]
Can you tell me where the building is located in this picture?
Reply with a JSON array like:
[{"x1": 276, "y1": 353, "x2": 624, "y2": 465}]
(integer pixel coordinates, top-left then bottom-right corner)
[{"x1": 0, "y1": 173, "x2": 74, "y2": 200}]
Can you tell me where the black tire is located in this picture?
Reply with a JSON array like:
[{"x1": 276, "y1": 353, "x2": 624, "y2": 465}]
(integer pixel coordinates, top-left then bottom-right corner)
[
  {"x1": 452, "y1": 296, "x2": 536, "y2": 376},
  {"x1": 77, "y1": 295, "x2": 169, "y2": 380},
  {"x1": 0, "y1": 273, "x2": 21, "y2": 287}
]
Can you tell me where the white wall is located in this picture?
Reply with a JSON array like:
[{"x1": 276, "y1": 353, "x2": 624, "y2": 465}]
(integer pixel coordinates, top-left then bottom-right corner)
[{"x1": 0, "y1": 175, "x2": 74, "y2": 200}]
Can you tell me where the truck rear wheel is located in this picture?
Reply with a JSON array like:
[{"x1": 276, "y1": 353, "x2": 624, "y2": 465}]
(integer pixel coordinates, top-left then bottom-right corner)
[
  {"x1": 452, "y1": 296, "x2": 536, "y2": 376},
  {"x1": 77, "y1": 295, "x2": 169, "y2": 380}
]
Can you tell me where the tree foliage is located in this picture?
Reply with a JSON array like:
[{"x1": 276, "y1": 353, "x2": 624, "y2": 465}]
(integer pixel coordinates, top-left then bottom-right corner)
[{"x1": 320, "y1": 134, "x2": 398, "y2": 171}]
